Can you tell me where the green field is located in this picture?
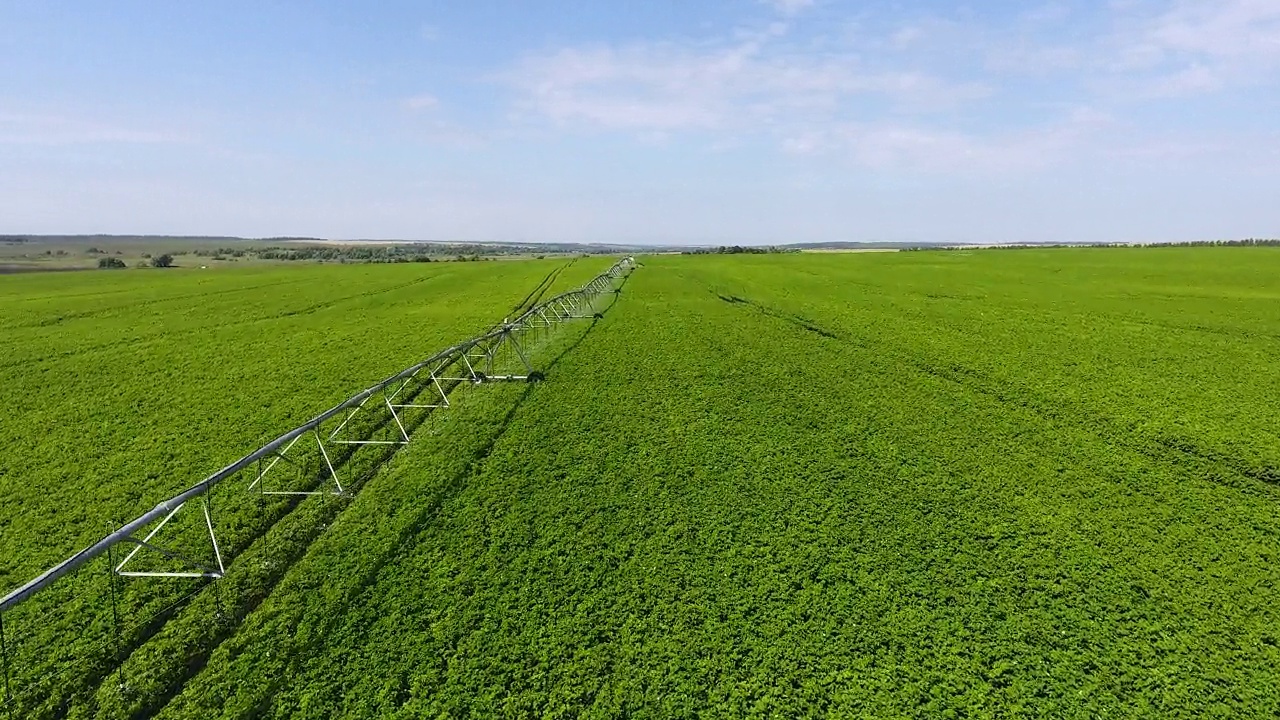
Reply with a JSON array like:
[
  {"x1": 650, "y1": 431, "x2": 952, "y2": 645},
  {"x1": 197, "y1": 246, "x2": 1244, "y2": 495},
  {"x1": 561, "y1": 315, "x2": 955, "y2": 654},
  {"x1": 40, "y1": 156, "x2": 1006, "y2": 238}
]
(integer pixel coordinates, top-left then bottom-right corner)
[{"x1": 3, "y1": 248, "x2": 1280, "y2": 718}]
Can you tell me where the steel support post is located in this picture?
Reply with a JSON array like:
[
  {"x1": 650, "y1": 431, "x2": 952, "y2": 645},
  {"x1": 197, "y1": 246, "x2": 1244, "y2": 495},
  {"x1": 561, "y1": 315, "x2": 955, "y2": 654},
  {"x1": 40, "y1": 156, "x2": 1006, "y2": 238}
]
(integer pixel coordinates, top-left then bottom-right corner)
[
  {"x1": 461, "y1": 352, "x2": 481, "y2": 382},
  {"x1": 508, "y1": 330, "x2": 534, "y2": 375},
  {"x1": 202, "y1": 495, "x2": 226, "y2": 576},
  {"x1": 1, "y1": 611, "x2": 11, "y2": 718},
  {"x1": 115, "y1": 504, "x2": 225, "y2": 578},
  {"x1": 106, "y1": 538, "x2": 125, "y2": 692},
  {"x1": 315, "y1": 430, "x2": 342, "y2": 495},
  {"x1": 384, "y1": 395, "x2": 411, "y2": 442},
  {"x1": 248, "y1": 434, "x2": 303, "y2": 492}
]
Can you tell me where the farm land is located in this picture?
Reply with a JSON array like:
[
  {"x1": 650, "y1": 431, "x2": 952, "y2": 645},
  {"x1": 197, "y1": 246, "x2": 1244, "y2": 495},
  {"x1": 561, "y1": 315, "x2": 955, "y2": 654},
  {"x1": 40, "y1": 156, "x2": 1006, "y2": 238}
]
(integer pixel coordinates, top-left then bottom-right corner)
[
  {"x1": 0, "y1": 235, "x2": 633, "y2": 273},
  {"x1": 2, "y1": 247, "x2": 1280, "y2": 717}
]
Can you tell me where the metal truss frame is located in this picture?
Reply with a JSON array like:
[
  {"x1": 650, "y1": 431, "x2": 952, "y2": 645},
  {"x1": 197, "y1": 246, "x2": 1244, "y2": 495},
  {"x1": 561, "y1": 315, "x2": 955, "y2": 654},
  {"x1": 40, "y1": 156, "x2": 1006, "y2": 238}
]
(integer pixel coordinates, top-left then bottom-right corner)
[
  {"x1": 0, "y1": 257, "x2": 634, "y2": 613},
  {"x1": 114, "y1": 496, "x2": 226, "y2": 579}
]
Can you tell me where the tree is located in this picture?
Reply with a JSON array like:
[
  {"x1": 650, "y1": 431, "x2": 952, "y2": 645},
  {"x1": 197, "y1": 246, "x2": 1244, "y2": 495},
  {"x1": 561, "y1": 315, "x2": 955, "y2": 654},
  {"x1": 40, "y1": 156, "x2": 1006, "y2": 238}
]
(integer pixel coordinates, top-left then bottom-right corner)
[
  {"x1": 150, "y1": 254, "x2": 174, "y2": 268},
  {"x1": 97, "y1": 257, "x2": 127, "y2": 269}
]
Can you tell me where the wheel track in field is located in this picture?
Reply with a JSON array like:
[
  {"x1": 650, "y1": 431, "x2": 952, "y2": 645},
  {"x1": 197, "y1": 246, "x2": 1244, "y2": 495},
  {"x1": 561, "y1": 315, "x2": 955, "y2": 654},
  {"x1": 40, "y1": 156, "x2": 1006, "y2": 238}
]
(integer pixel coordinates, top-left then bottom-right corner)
[
  {"x1": 504, "y1": 257, "x2": 578, "y2": 319},
  {"x1": 704, "y1": 281, "x2": 1280, "y2": 501},
  {"x1": 521, "y1": 257, "x2": 577, "y2": 311},
  {"x1": 508, "y1": 262, "x2": 561, "y2": 314}
]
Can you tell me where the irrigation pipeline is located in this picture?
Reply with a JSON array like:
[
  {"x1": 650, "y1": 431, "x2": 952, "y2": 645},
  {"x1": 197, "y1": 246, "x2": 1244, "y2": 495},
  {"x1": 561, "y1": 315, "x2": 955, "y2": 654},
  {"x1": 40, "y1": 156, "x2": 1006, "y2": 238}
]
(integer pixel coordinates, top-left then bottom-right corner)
[{"x1": 0, "y1": 256, "x2": 635, "y2": 613}]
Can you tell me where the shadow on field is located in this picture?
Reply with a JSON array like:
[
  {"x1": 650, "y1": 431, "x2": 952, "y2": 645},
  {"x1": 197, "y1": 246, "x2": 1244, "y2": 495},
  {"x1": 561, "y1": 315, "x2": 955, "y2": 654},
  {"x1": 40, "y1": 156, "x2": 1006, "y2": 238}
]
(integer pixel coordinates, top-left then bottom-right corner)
[{"x1": 714, "y1": 290, "x2": 840, "y2": 340}]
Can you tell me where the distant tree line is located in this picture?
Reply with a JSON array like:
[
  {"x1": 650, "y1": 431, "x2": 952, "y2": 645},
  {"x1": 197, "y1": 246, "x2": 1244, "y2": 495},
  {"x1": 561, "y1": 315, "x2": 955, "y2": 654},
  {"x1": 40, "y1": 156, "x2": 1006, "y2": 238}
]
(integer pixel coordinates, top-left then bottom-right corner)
[
  {"x1": 187, "y1": 244, "x2": 529, "y2": 263},
  {"x1": 1138, "y1": 238, "x2": 1280, "y2": 247},
  {"x1": 681, "y1": 245, "x2": 798, "y2": 255},
  {"x1": 97, "y1": 254, "x2": 172, "y2": 269},
  {"x1": 907, "y1": 238, "x2": 1280, "y2": 252}
]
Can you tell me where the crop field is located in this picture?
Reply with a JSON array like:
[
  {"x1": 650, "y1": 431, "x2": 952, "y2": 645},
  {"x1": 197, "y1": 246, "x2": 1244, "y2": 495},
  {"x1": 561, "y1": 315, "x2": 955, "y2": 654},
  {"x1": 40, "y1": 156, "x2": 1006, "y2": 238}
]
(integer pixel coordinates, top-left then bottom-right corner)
[{"x1": 3, "y1": 247, "x2": 1280, "y2": 718}]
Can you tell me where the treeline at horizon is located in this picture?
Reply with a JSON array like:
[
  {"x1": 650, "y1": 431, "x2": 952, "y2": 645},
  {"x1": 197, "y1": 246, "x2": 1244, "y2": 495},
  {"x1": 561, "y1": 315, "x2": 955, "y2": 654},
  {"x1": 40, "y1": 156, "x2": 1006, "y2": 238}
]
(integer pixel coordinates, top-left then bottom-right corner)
[
  {"x1": 189, "y1": 244, "x2": 595, "y2": 263},
  {"x1": 908, "y1": 238, "x2": 1280, "y2": 252},
  {"x1": 681, "y1": 245, "x2": 799, "y2": 255}
]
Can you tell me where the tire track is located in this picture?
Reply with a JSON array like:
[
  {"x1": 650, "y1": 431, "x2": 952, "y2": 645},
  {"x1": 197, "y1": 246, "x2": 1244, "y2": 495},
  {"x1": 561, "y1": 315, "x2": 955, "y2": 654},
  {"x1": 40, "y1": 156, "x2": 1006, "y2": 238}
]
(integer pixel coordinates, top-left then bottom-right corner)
[
  {"x1": 706, "y1": 283, "x2": 1280, "y2": 500},
  {"x1": 506, "y1": 258, "x2": 577, "y2": 319}
]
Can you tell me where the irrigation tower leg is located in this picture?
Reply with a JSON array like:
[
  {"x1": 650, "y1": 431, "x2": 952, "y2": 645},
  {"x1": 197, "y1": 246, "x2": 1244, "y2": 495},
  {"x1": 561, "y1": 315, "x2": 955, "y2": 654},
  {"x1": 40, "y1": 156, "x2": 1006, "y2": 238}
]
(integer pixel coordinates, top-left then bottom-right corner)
[
  {"x1": 509, "y1": 331, "x2": 535, "y2": 377},
  {"x1": 106, "y1": 536, "x2": 126, "y2": 693},
  {"x1": 204, "y1": 486, "x2": 228, "y2": 622},
  {"x1": 1, "y1": 611, "x2": 11, "y2": 718}
]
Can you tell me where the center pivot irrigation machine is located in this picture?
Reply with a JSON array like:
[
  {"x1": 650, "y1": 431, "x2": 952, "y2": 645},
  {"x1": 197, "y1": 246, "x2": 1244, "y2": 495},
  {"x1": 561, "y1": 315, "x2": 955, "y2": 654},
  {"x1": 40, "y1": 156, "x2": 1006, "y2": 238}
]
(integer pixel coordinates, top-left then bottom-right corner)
[{"x1": 0, "y1": 256, "x2": 635, "y2": 716}]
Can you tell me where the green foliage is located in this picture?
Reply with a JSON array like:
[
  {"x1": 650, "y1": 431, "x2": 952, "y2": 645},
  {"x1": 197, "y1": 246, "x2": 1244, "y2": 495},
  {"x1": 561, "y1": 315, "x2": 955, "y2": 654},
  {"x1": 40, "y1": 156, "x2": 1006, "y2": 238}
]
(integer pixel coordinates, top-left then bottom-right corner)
[
  {"x1": 3, "y1": 248, "x2": 1280, "y2": 718},
  {"x1": 0, "y1": 258, "x2": 611, "y2": 718},
  {"x1": 149, "y1": 254, "x2": 174, "y2": 268},
  {"x1": 96, "y1": 257, "x2": 127, "y2": 269}
]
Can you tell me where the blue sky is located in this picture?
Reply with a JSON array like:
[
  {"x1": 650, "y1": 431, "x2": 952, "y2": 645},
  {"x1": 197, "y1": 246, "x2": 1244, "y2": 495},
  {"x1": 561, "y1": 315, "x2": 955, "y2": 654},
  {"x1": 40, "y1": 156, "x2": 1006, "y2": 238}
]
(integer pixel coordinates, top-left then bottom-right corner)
[{"x1": 1, "y1": 1, "x2": 1277, "y2": 244}]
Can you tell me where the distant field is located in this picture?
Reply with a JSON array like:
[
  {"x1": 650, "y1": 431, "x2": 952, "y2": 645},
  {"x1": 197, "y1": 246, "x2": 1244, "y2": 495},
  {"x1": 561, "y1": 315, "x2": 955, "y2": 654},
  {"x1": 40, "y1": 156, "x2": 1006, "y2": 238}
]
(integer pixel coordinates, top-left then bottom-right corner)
[
  {"x1": 3, "y1": 248, "x2": 1280, "y2": 718},
  {"x1": 0, "y1": 236, "x2": 631, "y2": 271}
]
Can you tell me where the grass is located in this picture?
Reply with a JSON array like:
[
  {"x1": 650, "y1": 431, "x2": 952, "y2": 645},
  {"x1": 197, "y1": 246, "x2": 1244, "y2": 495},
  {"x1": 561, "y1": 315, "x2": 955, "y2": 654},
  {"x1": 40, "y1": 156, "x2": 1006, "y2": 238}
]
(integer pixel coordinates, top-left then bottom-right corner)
[{"x1": 4, "y1": 247, "x2": 1280, "y2": 718}]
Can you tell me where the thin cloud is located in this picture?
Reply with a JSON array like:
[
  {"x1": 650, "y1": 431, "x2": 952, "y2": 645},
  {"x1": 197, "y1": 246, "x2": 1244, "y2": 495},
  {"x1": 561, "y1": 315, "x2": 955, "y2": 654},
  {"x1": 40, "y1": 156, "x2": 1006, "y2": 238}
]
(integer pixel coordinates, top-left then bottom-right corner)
[
  {"x1": 783, "y1": 107, "x2": 1115, "y2": 173},
  {"x1": 1112, "y1": 0, "x2": 1280, "y2": 95},
  {"x1": 763, "y1": 0, "x2": 815, "y2": 17},
  {"x1": 1146, "y1": 0, "x2": 1280, "y2": 60},
  {"x1": 501, "y1": 1, "x2": 1276, "y2": 172},
  {"x1": 507, "y1": 36, "x2": 991, "y2": 135}
]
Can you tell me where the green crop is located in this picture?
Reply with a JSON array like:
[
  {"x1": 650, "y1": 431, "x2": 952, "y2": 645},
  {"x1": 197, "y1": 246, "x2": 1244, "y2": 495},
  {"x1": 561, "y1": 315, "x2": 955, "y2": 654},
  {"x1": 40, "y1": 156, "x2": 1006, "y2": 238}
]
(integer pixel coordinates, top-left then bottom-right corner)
[
  {"x1": 4, "y1": 248, "x2": 1280, "y2": 718},
  {"x1": 0, "y1": 257, "x2": 610, "y2": 718}
]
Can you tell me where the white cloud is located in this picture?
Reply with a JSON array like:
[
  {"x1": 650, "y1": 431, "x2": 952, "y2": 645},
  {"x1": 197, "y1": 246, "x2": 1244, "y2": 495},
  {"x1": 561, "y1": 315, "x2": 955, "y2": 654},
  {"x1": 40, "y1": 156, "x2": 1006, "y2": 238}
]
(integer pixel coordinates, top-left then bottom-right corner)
[
  {"x1": 1114, "y1": 0, "x2": 1280, "y2": 95},
  {"x1": 1146, "y1": 0, "x2": 1280, "y2": 60},
  {"x1": 782, "y1": 107, "x2": 1114, "y2": 173},
  {"x1": 1020, "y1": 3, "x2": 1072, "y2": 26},
  {"x1": 499, "y1": 1, "x2": 1277, "y2": 174},
  {"x1": 1143, "y1": 63, "x2": 1222, "y2": 97},
  {"x1": 763, "y1": 0, "x2": 814, "y2": 17},
  {"x1": 508, "y1": 35, "x2": 990, "y2": 135}
]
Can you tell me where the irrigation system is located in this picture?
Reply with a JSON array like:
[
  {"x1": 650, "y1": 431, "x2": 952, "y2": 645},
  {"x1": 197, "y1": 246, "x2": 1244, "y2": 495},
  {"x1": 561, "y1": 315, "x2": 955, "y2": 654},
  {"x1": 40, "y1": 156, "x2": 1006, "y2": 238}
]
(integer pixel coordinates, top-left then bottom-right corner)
[{"x1": 0, "y1": 257, "x2": 633, "y2": 621}]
